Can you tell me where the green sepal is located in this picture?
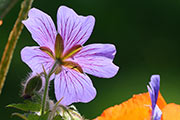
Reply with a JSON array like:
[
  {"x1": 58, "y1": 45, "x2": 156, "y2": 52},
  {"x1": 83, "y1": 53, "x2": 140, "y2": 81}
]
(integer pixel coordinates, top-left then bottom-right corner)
[
  {"x1": 55, "y1": 33, "x2": 64, "y2": 59},
  {"x1": 40, "y1": 46, "x2": 54, "y2": 59},
  {"x1": 22, "y1": 75, "x2": 42, "y2": 99}
]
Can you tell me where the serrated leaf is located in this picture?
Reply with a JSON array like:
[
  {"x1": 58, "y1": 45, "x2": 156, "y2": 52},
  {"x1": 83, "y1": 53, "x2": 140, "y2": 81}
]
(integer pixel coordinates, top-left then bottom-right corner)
[{"x1": 7, "y1": 100, "x2": 41, "y2": 112}]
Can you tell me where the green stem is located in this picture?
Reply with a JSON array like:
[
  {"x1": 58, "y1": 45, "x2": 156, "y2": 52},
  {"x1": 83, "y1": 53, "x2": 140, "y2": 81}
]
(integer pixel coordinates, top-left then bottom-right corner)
[
  {"x1": 41, "y1": 61, "x2": 58, "y2": 115},
  {"x1": 12, "y1": 113, "x2": 28, "y2": 120},
  {"x1": 0, "y1": 0, "x2": 34, "y2": 95}
]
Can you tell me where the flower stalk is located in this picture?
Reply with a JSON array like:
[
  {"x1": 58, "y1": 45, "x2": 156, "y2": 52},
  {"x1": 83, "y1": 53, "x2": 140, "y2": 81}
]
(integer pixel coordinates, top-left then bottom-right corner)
[
  {"x1": 0, "y1": 0, "x2": 34, "y2": 95},
  {"x1": 41, "y1": 60, "x2": 58, "y2": 115}
]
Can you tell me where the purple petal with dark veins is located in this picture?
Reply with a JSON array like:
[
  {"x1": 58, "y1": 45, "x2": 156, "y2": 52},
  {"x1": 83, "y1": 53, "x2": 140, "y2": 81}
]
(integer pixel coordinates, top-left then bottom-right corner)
[
  {"x1": 22, "y1": 8, "x2": 57, "y2": 51},
  {"x1": 57, "y1": 6, "x2": 95, "y2": 54},
  {"x1": 73, "y1": 44, "x2": 119, "y2": 78},
  {"x1": 21, "y1": 46, "x2": 54, "y2": 74},
  {"x1": 54, "y1": 67, "x2": 96, "y2": 105}
]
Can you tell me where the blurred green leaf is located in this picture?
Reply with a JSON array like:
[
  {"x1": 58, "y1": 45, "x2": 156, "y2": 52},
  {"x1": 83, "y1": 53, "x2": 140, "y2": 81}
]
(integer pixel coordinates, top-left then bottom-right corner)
[
  {"x1": 7, "y1": 100, "x2": 41, "y2": 112},
  {"x1": 39, "y1": 112, "x2": 50, "y2": 120},
  {"x1": 12, "y1": 112, "x2": 63, "y2": 120},
  {"x1": 53, "y1": 115, "x2": 63, "y2": 120},
  {"x1": 12, "y1": 113, "x2": 28, "y2": 120},
  {"x1": 27, "y1": 114, "x2": 39, "y2": 120}
]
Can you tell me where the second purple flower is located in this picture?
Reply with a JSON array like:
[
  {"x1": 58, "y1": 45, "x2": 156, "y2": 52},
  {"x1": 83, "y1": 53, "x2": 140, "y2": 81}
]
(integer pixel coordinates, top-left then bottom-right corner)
[{"x1": 21, "y1": 6, "x2": 119, "y2": 105}]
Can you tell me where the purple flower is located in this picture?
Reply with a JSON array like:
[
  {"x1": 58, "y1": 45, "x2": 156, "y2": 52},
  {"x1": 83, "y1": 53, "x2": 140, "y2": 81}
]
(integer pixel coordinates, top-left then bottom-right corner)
[
  {"x1": 147, "y1": 75, "x2": 162, "y2": 120},
  {"x1": 21, "y1": 6, "x2": 119, "y2": 105}
]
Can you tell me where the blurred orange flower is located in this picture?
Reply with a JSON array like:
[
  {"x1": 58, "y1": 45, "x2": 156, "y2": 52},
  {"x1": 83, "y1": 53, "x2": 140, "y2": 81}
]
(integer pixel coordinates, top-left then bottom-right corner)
[
  {"x1": 0, "y1": 20, "x2": 3, "y2": 26},
  {"x1": 94, "y1": 75, "x2": 180, "y2": 120}
]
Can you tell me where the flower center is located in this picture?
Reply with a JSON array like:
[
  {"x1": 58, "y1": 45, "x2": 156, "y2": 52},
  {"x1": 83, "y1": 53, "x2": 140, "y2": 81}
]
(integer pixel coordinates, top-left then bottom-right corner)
[{"x1": 40, "y1": 34, "x2": 83, "y2": 74}]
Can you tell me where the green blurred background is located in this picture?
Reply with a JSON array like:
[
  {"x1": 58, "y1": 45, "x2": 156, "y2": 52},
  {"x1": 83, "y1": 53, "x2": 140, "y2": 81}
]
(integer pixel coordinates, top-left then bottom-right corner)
[{"x1": 1, "y1": 0, "x2": 180, "y2": 119}]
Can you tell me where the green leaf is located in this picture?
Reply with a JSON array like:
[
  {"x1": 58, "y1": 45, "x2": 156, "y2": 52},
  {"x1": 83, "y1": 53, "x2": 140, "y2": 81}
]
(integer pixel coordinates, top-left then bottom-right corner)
[
  {"x1": 12, "y1": 113, "x2": 28, "y2": 120},
  {"x1": 39, "y1": 112, "x2": 50, "y2": 120},
  {"x1": 53, "y1": 115, "x2": 63, "y2": 120},
  {"x1": 27, "y1": 114, "x2": 39, "y2": 120},
  {"x1": 7, "y1": 100, "x2": 41, "y2": 112}
]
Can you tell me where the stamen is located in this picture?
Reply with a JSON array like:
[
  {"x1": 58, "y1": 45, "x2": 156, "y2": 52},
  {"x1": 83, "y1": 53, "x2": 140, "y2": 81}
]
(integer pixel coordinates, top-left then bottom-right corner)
[
  {"x1": 62, "y1": 45, "x2": 82, "y2": 60},
  {"x1": 63, "y1": 61, "x2": 83, "y2": 73},
  {"x1": 54, "y1": 64, "x2": 62, "y2": 74},
  {"x1": 40, "y1": 46, "x2": 54, "y2": 59},
  {"x1": 55, "y1": 34, "x2": 64, "y2": 59}
]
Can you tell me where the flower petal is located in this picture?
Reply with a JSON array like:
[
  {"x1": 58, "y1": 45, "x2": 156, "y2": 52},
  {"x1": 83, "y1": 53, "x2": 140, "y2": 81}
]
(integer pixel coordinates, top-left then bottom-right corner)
[
  {"x1": 22, "y1": 8, "x2": 57, "y2": 51},
  {"x1": 57, "y1": 6, "x2": 95, "y2": 53},
  {"x1": 156, "y1": 92, "x2": 167, "y2": 109},
  {"x1": 73, "y1": 44, "x2": 119, "y2": 78},
  {"x1": 95, "y1": 93, "x2": 152, "y2": 120},
  {"x1": 147, "y1": 75, "x2": 160, "y2": 110},
  {"x1": 162, "y1": 103, "x2": 180, "y2": 120},
  {"x1": 94, "y1": 92, "x2": 166, "y2": 120},
  {"x1": 54, "y1": 67, "x2": 96, "y2": 105},
  {"x1": 21, "y1": 46, "x2": 54, "y2": 74},
  {"x1": 147, "y1": 75, "x2": 161, "y2": 120},
  {"x1": 153, "y1": 105, "x2": 162, "y2": 120}
]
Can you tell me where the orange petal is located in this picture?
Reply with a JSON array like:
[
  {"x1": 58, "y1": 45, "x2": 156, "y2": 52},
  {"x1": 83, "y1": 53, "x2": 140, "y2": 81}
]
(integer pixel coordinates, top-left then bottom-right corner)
[
  {"x1": 95, "y1": 92, "x2": 167, "y2": 120},
  {"x1": 162, "y1": 103, "x2": 180, "y2": 120},
  {"x1": 157, "y1": 92, "x2": 167, "y2": 110}
]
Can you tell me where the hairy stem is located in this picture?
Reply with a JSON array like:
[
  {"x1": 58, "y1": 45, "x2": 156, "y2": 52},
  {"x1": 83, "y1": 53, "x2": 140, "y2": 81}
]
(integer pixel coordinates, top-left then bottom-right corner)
[
  {"x1": 41, "y1": 61, "x2": 58, "y2": 115},
  {"x1": 0, "y1": 0, "x2": 34, "y2": 95}
]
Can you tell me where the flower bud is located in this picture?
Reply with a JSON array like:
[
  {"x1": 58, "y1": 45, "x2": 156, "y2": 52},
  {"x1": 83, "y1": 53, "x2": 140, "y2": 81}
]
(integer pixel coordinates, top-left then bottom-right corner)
[
  {"x1": 58, "y1": 105, "x2": 84, "y2": 120},
  {"x1": 22, "y1": 73, "x2": 43, "y2": 99}
]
